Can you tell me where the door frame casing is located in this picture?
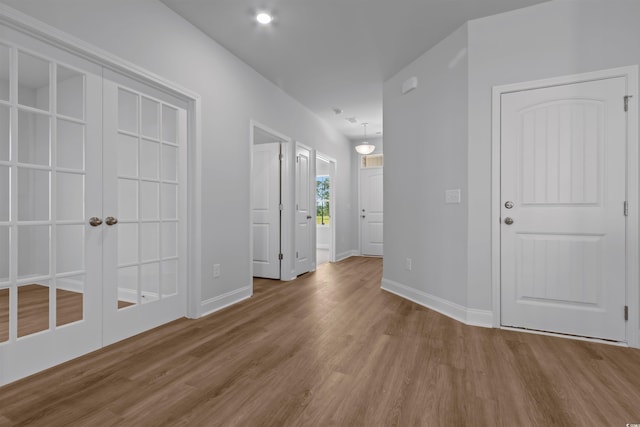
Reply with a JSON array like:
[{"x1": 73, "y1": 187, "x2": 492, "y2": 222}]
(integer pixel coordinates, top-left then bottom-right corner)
[
  {"x1": 0, "y1": 4, "x2": 203, "y2": 319},
  {"x1": 491, "y1": 65, "x2": 639, "y2": 347},
  {"x1": 249, "y1": 120, "x2": 293, "y2": 281}
]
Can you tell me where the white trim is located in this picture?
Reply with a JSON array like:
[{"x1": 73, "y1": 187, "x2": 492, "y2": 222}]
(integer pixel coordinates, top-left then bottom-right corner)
[
  {"x1": 0, "y1": 4, "x2": 203, "y2": 321},
  {"x1": 200, "y1": 286, "x2": 252, "y2": 318},
  {"x1": 491, "y1": 65, "x2": 640, "y2": 347},
  {"x1": 382, "y1": 278, "x2": 493, "y2": 328},
  {"x1": 335, "y1": 250, "x2": 359, "y2": 262}
]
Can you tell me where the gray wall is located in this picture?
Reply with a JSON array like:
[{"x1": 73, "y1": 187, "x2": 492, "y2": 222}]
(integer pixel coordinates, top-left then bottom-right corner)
[
  {"x1": 383, "y1": 24, "x2": 469, "y2": 307},
  {"x1": 0, "y1": 0, "x2": 358, "y2": 306}
]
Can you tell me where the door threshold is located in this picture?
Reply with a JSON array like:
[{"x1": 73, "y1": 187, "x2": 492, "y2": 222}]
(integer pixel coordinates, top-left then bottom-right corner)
[{"x1": 501, "y1": 326, "x2": 628, "y2": 347}]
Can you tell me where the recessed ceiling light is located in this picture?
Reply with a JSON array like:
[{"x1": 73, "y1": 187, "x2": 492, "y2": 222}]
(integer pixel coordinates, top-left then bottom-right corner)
[{"x1": 256, "y1": 12, "x2": 273, "y2": 25}]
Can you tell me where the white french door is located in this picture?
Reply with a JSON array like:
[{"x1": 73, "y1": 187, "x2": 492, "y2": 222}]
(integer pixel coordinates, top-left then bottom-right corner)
[
  {"x1": 0, "y1": 28, "x2": 188, "y2": 385},
  {"x1": 360, "y1": 167, "x2": 383, "y2": 256},
  {"x1": 102, "y1": 74, "x2": 187, "y2": 346},
  {"x1": 295, "y1": 145, "x2": 313, "y2": 275},
  {"x1": 0, "y1": 30, "x2": 103, "y2": 385},
  {"x1": 500, "y1": 76, "x2": 628, "y2": 341}
]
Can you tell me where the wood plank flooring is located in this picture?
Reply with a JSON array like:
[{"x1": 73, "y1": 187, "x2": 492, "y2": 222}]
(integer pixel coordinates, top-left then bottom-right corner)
[{"x1": 1, "y1": 257, "x2": 640, "y2": 426}]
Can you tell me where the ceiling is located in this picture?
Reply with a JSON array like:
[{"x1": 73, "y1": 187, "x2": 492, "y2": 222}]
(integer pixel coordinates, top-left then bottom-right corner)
[{"x1": 160, "y1": 0, "x2": 549, "y2": 140}]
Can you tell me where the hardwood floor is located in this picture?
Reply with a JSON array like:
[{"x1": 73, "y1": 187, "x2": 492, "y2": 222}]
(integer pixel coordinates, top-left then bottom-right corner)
[{"x1": 1, "y1": 257, "x2": 640, "y2": 425}]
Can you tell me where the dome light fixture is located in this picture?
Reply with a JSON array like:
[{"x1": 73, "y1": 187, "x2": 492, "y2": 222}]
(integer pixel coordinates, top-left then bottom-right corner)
[
  {"x1": 256, "y1": 12, "x2": 273, "y2": 25},
  {"x1": 355, "y1": 123, "x2": 375, "y2": 155}
]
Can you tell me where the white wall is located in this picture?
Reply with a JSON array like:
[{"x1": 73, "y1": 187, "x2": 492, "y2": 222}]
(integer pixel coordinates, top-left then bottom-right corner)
[
  {"x1": 0, "y1": 0, "x2": 358, "y2": 310},
  {"x1": 382, "y1": 24, "x2": 469, "y2": 308},
  {"x1": 383, "y1": 0, "x2": 640, "y2": 328},
  {"x1": 467, "y1": 0, "x2": 640, "y2": 312}
]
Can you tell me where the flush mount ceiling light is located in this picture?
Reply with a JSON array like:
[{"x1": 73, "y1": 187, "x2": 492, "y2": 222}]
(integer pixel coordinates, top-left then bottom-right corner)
[
  {"x1": 355, "y1": 123, "x2": 375, "y2": 155},
  {"x1": 256, "y1": 12, "x2": 273, "y2": 24}
]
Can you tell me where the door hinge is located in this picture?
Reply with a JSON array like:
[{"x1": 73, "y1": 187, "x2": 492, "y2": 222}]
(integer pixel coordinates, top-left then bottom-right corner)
[
  {"x1": 296, "y1": 251, "x2": 298, "y2": 259},
  {"x1": 279, "y1": 203, "x2": 283, "y2": 211},
  {"x1": 624, "y1": 95, "x2": 632, "y2": 112},
  {"x1": 278, "y1": 253, "x2": 283, "y2": 260},
  {"x1": 279, "y1": 153, "x2": 283, "y2": 161},
  {"x1": 624, "y1": 201, "x2": 629, "y2": 216},
  {"x1": 296, "y1": 155, "x2": 299, "y2": 163},
  {"x1": 624, "y1": 305, "x2": 629, "y2": 321}
]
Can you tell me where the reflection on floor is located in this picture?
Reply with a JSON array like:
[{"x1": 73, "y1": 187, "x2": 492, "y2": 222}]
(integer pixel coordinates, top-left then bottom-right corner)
[
  {"x1": 0, "y1": 284, "x2": 134, "y2": 342},
  {"x1": 317, "y1": 248, "x2": 330, "y2": 265}
]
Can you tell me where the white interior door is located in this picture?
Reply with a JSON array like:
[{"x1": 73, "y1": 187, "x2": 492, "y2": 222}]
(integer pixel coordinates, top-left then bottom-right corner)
[
  {"x1": 102, "y1": 74, "x2": 187, "y2": 346},
  {"x1": 0, "y1": 33, "x2": 103, "y2": 385},
  {"x1": 295, "y1": 145, "x2": 313, "y2": 275},
  {"x1": 360, "y1": 167, "x2": 383, "y2": 256},
  {"x1": 501, "y1": 77, "x2": 628, "y2": 341},
  {"x1": 252, "y1": 142, "x2": 281, "y2": 279}
]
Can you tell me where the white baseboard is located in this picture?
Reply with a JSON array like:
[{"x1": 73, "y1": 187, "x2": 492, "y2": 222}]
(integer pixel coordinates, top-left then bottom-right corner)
[
  {"x1": 381, "y1": 278, "x2": 493, "y2": 328},
  {"x1": 335, "y1": 250, "x2": 358, "y2": 262},
  {"x1": 200, "y1": 286, "x2": 252, "y2": 318}
]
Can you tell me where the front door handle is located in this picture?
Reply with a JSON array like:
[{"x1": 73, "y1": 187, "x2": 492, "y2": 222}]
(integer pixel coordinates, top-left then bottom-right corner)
[
  {"x1": 105, "y1": 216, "x2": 118, "y2": 226},
  {"x1": 504, "y1": 217, "x2": 514, "y2": 225},
  {"x1": 89, "y1": 217, "x2": 102, "y2": 227}
]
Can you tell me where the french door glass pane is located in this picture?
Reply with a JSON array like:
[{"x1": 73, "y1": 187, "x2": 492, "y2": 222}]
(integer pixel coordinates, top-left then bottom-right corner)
[
  {"x1": 17, "y1": 225, "x2": 49, "y2": 278},
  {"x1": 161, "y1": 105, "x2": 177, "y2": 143},
  {"x1": 118, "y1": 266, "x2": 138, "y2": 308},
  {"x1": 141, "y1": 98, "x2": 159, "y2": 139},
  {"x1": 56, "y1": 65, "x2": 84, "y2": 120},
  {"x1": 0, "y1": 166, "x2": 9, "y2": 221},
  {"x1": 0, "y1": 44, "x2": 9, "y2": 102},
  {"x1": 18, "y1": 110, "x2": 50, "y2": 166},
  {"x1": 118, "y1": 223, "x2": 138, "y2": 266},
  {"x1": 118, "y1": 89, "x2": 138, "y2": 133},
  {"x1": 161, "y1": 144, "x2": 177, "y2": 181},
  {"x1": 18, "y1": 281, "x2": 50, "y2": 337},
  {"x1": 56, "y1": 274, "x2": 84, "y2": 327},
  {"x1": 117, "y1": 179, "x2": 138, "y2": 220},
  {"x1": 56, "y1": 172, "x2": 84, "y2": 221},
  {"x1": 161, "y1": 222, "x2": 177, "y2": 259},
  {"x1": 18, "y1": 280, "x2": 50, "y2": 337},
  {"x1": 140, "y1": 181, "x2": 159, "y2": 220},
  {"x1": 18, "y1": 51, "x2": 50, "y2": 111},
  {"x1": 57, "y1": 119, "x2": 85, "y2": 170},
  {"x1": 161, "y1": 260, "x2": 178, "y2": 297},
  {"x1": 117, "y1": 134, "x2": 138, "y2": 177},
  {"x1": 17, "y1": 168, "x2": 50, "y2": 221},
  {"x1": 141, "y1": 222, "x2": 159, "y2": 262},
  {"x1": 161, "y1": 183, "x2": 177, "y2": 219},
  {"x1": 56, "y1": 225, "x2": 84, "y2": 274},
  {"x1": 140, "y1": 140, "x2": 159, "y2": 179},
  {"x1": 0, "y1": 105, "x2": 9, "y2": 161},
  {"x1": 0, "y1": 226, "x2": 8, "y2": 282},
  {"x1": 141, "y1": 262, "x2": 159, "y2": 304},
  {"x1": 0, "y1": 287, "x2": 8, "y2": 343}
]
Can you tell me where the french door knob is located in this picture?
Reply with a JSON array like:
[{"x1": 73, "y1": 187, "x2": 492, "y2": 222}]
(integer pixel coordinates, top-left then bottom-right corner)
[
  {"x1": 89, "y1": 217, "x2": 103, "y2": 227},
  {"x1": 504, "y1": 217, "x2": 514, "y2": 225},
  {"x1": 105, "y1": 216, "x2": 118, "y2": 226}
]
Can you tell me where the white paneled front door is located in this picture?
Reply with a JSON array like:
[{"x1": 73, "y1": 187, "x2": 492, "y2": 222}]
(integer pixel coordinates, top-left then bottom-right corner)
[
  {"x1": 295, "y1": 145, "x2": 313, "y2": 275},
  {"x1": 360, "y1": 167, "x2": 383, "y2": 256},
  {"x1": 252, "y1": 142, "x2": 281, "y2": 279},
  {"x1": 102, "y1": 75, "x2": 187, "y2": 346},
  {"x1": 500, "y1": 77, "x2": 628, "y2": 341},
  {"x1": 0, "y1": 32, "x2": 103, "y2": 385}
]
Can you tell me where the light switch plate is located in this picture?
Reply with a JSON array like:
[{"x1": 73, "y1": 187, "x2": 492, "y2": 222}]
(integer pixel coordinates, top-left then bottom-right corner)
[{"x1": 445, "y1": 189, "x2": 461, "y2": 204}]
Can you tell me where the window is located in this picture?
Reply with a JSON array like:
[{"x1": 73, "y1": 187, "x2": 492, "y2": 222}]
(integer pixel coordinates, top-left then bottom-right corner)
[
  {"x1": 361, "y1": 154, "x2": 383, "y2": 168},
  {"x1": 316, "y1": 176, "x2": 330, "y2": 225}
]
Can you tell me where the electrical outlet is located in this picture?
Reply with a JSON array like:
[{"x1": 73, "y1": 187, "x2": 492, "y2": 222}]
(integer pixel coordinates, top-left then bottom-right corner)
[
  {"x1": 445, "y1": 189, "x2": 461, "y2": 204},
  {"x1": 405, "y1": 258, "x2": 412, "y2": 271},
  {"x1": 213, "y1": 264, "x2": 221, "y2": 278}
]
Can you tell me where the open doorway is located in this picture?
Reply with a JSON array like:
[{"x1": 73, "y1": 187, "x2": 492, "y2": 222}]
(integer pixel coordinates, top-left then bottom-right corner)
[
  {"x1": 251, "y1": 123, "x2": 290, "y2": 279},
  {"x1": 316, "y1": 154, "x2": 336, "y2": 265}
]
